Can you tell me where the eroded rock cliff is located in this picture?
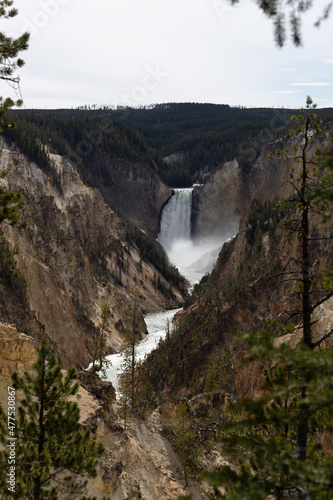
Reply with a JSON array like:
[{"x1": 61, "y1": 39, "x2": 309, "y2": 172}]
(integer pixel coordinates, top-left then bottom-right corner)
[
  {"x1": 0, "y1": 143, "x2": 183, "y2": 368},
  {"x1": 192, "y1": 160, "x2": 243, "y2": 242}
]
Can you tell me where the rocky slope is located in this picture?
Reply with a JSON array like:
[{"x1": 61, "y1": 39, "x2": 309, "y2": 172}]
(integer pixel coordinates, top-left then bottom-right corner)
[
  {"x1": 71, "y1": 387, "x2": 230, "y2": 499},
  {"x1": 0, "y1": 142, "x2": 184, "y2": 368},
  {"x1": 0, "y1": 323, "x2": 226, "y2": 499}
]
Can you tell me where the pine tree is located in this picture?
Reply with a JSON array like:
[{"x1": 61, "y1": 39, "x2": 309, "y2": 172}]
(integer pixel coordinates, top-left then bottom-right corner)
[
  {"x1": 0, "y1": 340, "x2": 105, "y2": 499},
  {"x1": 203, "y1": 98, "x2": 333, "y2": 499},
  {"x1": 91, "y1": 301, "x2": 112, "y2": 377},
  {"x1": 118, "y1": 285, "x2": 141, "y2": 414},
  {"x1": 173, "y1": 402, "x2": 202, "y2": 487},
  {"x1": 0, "y1": 1, "x2": 28, "y2": 227},
  {"x1": 233, "y1": 0, "x2": 332, "y2": 47},
  {"x1": 0, "y1": 0, "x2": 29, "y2": 131}
]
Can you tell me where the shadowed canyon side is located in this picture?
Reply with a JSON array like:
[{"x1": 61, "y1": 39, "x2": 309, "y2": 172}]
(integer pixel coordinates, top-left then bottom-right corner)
[
  {"x1": 0, "y1": 142, "x2": 184, "y2": 368},
  {"x1": 86, "y1": 152, "x2": 172, "y2": 236}
]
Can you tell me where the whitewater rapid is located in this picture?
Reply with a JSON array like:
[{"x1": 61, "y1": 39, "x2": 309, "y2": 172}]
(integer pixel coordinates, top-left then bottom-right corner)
[{"x1": 99, "y1": 308, "x2": 181, "y2": 393}]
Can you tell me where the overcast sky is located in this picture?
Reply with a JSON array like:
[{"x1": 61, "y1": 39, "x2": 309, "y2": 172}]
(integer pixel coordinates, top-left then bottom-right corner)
[{"x1": 4, "y1": 0, "x2": 333, "y2": 109}]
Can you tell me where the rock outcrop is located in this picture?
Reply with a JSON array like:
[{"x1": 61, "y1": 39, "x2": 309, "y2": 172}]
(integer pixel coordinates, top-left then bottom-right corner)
[
  {"x1": 0, "y1": 323, "x2": 37, "y2": 408},
  {"x1": 192, "y1": 160, "x2": 243, "y2": 241},
  {"x1": 82, "y1": 397, "x2": 227, "y2": 500},
  {"x1": 0, "y1": 323, "x2": 226, "y2": 499}
]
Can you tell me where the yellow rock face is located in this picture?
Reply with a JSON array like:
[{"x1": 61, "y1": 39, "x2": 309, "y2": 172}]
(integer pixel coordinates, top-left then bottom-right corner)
[{"x1": 0, "y1": 323, "x2": 37, "y2": 408}]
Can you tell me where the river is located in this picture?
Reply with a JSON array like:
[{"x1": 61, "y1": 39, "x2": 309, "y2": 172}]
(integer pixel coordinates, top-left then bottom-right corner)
[{"x1": 100, "y1": 308, "x2": 181, "y2": 394}]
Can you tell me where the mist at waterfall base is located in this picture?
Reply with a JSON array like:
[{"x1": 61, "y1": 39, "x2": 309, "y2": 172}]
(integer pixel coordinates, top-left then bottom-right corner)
[{"x1": 158, "y1": 188, "x2": 229, "y2": 287}]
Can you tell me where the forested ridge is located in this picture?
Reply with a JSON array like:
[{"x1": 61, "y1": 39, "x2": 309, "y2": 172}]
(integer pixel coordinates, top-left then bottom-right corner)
[{"x1": 5, "y1": 104, "x2": 333, "y2": 187}]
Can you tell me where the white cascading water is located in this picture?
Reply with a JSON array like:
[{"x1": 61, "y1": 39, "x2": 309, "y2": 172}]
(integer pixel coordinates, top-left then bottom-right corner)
[
  {"x1": 158, "y1": 188, "x2": 223, "y2": 287},
  {"x1": 158, "y1": 188, "x2": 193, "y2": 252},
  {"x1": 99, "y1": 308, "x2": 181, "y2": 393}
]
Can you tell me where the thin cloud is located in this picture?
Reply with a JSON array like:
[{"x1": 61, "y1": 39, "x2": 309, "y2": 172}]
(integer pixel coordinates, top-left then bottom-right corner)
[
  {"x1": 289, "y1": 82, "x2": 331, "y2": 86},
  {"x1": 270, "y1": 90, "x2": 302, "y2": 94}
]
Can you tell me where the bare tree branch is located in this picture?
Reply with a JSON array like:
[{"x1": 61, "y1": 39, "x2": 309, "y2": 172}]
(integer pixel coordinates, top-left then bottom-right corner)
[{"x1": 311, "y1": 327, "x2": 333, "y2": 349}]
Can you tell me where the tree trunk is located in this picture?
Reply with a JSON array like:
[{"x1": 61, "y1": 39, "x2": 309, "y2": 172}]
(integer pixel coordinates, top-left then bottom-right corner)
[
  {"x1": 34, "y1": 348, "x2": 46, "y2": 500},
  {"x1": 296, "y1": 117, "x2": 312, "y2": 473}
]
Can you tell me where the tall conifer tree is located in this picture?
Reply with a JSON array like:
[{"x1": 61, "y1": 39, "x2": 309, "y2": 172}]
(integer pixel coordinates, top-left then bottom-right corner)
[
  {"x1": 203, "y1": 98, "x2": 333, "y2": 499},
  {"x1": 0, "y1": 341, "x2": 104, "y2": 499}
]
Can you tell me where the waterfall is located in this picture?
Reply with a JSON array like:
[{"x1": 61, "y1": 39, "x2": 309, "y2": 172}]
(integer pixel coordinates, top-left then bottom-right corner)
[
  {"x1": 158, "y1": 188, "x2": 223, "y2": 287},
  {"x1": 158, "y1": 188, "x2": 193, "y2": 252}
]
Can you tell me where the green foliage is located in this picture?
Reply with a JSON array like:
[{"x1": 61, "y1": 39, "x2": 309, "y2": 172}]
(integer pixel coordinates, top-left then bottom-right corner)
[
  {"x1": 0, "y1": 2, "x2": 28, "y2": 311},
  {"x1": 173, "y1": 402, "x2": 202, "y2": 485},
  {"x1": 0, "y1": 340, "x2": 104, "y2": 499},
  {"x1": 0, "y1": 172, "x2": 25, "y2": 227},
  {"x1": 118, "y1": 286, "x2": 142, "y2": 414},
  {"x1": 3, "y1": 119, "x2": 62, "y2": 192},
  {"x1": 313, "y1": 152, "x2": 333, "y2": 215},
  {"x1": 0, "y1": 0, "x2": 29, "y2": 131},
  {"x1": 203, "y1": 345, "x2": 236, "y2": 393},
  {"x1": 118, "y1": 370, "x2": 131, "y2": 431},
  {"x1": 253, "y1": 0, "x2": 331, "y2": 47},
  {"x1": 135, "y1": 379, "x2": 155, "y2": 419},
  {"x1": 245, "y1": 199, "x2": 285, "y2": 250},
  {"x1": 5, "y1": 105, "x2": 333, "y2": 189},
  {"x1": 203, "y1": 331, "x2": 333, "y2": 499},
  {"x1": 91, "y1": 301, "x2": 112, "y2": 377},
  {"x1": 0, "y1": 233, "x2": 27, "y2": 304},
  {"x1": 116, "y1": 103, "x2": 292, "y2": 186},
  {"x1": 141, "y1": 304, "x2": 225, "y2": 396},
  {"x1": 221, "y1": 262, "x2": 255, "y2": 302},
  {"x1": 5, "y1": 110, "x2": 158, "y2": 184},
  {"x1": 204, "y1": 97, "x2": 333, "y2": 499},
  {"x1": 4, "y1": 104, "x2": 298, "y2": 187}
]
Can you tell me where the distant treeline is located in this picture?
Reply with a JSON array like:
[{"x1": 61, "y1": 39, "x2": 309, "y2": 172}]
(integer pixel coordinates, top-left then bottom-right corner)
[{"x1": 4, "y1": 103, "x2": 333, "y2": 187}]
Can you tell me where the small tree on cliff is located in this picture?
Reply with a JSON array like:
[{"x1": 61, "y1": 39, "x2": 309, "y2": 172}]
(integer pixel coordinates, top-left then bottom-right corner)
[
  {"x1": 91, "y1": 301, "x2": 112, "y2": 376},
  {"x1": 203, "y1": 97, "x2": 333, "y2": 499},
  {"x1": 0, "y1": 340, "x2": 104, "y2": 499},
  {"x1": 173, "y1": 402, "x2": 202, "y2": 487},
  {"x1": 119, "y1": 285, "x2": 142, "y2": 414}
]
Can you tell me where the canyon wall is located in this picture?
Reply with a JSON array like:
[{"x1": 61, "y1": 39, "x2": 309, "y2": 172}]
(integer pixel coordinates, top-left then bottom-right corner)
[
  {"x1": 191, "y1": 136, "x2": 330, "y2": 242},
  {"x1": 192, "y1": 160, "x2": 243, "y2": 242},
  {"x1": 0, "y1": 143, "x2": 182, "y2": 369}
]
